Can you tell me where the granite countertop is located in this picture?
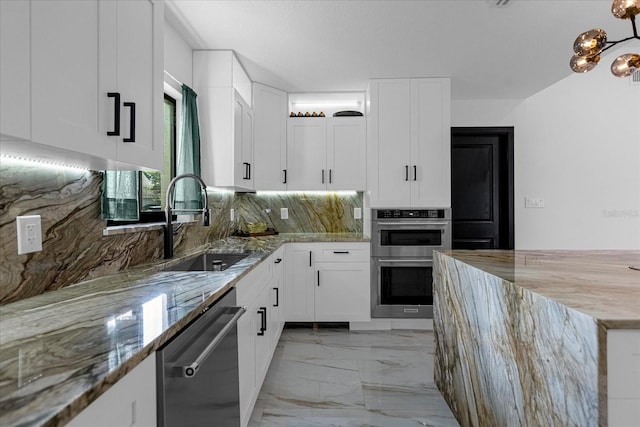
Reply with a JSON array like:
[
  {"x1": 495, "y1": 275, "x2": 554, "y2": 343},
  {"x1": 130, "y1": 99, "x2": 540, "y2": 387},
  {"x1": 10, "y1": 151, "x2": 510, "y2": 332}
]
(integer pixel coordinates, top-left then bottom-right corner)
[
  {"x1": 437, "y1": 249, "x2": 640, "y2": 328},
  {"x1": 0, "y1": 233, "x2": 368, "y2": 426}
]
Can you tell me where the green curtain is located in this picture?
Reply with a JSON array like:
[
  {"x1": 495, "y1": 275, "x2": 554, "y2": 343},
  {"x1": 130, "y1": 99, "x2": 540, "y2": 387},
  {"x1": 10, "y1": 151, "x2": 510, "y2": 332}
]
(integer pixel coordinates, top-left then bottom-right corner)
[
  {"x1": 174, "y1": 84, "x2": 203, "y2": 210},
  {"x1": 101, "y1": 171, "x2": 139, "y2": 220}
]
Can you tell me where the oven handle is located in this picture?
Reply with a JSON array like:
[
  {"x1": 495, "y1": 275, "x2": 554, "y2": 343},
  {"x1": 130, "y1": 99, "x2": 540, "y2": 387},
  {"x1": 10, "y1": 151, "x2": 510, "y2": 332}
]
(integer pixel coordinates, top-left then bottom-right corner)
[
  {"x1": 377, "y1": 259, "x2": 433, "y2": 264},
  {"x1": 179, "y1": 306, "x2": 246, "y2": 378},
  {"x1": 375, "y1": 221, "x2": 449, "y2": 227}
]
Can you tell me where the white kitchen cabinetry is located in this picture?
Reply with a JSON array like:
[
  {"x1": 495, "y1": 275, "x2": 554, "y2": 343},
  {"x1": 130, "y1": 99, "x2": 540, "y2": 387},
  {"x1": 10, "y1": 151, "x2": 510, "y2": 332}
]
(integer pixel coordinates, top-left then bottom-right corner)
[
  {"x1": 0, "y1": 0, "x2": 30, "y2": 141},
  {"x1": 194, "y1": 51, "x2": 254, "y2": 190},
  {"x1": 236, "y1": 249, "x2": 285, "y2": 427},
  {"x1": 66, "y1": 355, "x2": 156, "y2": 427},
  {"x1": 253, "y1": 83, "x2": 288, "y2": 190},
  {"x1": 368, "y1": 78, "x2": 451, "y2": 207},
  {"x1": 23, "y1": 0, "x2": 164, "y2": 170},
  {"x1": 284, "y1": 242, "x2": 370, "y2": 322},
  {"x1": 286, "y1": 117, "x2": 366, "y2": 191}
]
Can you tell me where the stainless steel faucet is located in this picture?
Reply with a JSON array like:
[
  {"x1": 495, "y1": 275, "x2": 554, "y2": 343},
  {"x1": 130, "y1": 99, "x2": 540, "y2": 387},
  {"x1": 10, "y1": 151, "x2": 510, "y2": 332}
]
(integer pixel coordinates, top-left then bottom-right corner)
[{"x1": 164, "y1": 173, "x2": 210, "y2": 259}]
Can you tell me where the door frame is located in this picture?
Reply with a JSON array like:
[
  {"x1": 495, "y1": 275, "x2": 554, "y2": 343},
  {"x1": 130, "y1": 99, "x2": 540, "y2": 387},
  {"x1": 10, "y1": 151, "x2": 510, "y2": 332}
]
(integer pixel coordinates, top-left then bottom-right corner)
[{"x1": 451, "y1": 126, "x2": 515, "y2": 249}]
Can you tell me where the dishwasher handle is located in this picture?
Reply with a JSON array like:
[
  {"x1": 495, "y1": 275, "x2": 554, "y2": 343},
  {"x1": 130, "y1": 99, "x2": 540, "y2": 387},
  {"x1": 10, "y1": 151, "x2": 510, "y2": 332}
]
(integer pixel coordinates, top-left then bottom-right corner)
[{"x1": 180, "y1": 306, "x2": 246, "y2": 378}]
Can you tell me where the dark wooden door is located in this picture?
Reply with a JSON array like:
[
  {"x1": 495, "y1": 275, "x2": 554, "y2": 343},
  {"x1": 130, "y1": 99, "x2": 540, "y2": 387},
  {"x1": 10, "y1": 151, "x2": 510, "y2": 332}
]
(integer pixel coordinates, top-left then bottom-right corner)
[{"x1": 451, "y1": 127, "x2": 514, "y2": 249}]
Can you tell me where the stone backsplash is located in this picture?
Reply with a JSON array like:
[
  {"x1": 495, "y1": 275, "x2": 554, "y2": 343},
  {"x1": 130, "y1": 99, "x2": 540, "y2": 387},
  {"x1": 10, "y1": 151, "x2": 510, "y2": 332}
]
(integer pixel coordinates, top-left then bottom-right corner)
[{"x1": 0, "y1": 161, "x2": 363, "y2": 304}]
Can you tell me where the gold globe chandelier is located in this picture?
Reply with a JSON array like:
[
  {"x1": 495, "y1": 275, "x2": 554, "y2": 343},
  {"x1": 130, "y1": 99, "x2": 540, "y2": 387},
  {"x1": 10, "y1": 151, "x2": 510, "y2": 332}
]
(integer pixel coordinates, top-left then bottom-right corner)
[{"x1": 570, "y1": 0, "x2": 640, "y2": 77}]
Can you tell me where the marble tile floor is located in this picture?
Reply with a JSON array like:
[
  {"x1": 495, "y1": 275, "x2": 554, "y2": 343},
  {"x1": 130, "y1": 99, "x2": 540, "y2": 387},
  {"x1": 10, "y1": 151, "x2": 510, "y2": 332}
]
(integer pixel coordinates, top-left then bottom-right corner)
[{"x1": 249, "y1": 326, "x2": 459, "y2": 427}]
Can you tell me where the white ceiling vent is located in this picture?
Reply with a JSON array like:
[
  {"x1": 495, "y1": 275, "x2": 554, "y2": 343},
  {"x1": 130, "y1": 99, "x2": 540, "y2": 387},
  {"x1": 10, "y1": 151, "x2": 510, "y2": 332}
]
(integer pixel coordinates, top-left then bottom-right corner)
[{"x1": 631, "y1": 70, "x2": 640, "y2": 85}]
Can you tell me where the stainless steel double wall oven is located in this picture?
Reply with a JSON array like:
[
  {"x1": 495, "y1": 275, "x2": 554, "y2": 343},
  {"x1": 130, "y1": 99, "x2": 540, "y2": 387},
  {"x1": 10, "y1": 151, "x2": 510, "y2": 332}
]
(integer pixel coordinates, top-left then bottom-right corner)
[{"x1": 371, "y1": 208, "x2": 451, "y2": 318}]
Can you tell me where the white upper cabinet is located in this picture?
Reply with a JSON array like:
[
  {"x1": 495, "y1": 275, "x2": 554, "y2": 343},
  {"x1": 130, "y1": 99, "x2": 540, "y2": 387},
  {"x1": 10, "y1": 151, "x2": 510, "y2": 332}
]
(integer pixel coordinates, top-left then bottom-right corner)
[
  {"x1": 1, "y1": 0, "x2": 164, "y2": 170},
  {"x1": 253, "y1": 83, "x2": 287, "y2": 190},
  {"x1": 194, "y1": 51, "x2": 254, "y2": 190},
  {"x1": 326, "y1": 117, "x2": 367, "y2": 190},
  {"x1": 368, "y1": 78, "x2": 451, "y2": 208},
  {"x1": 287, "y1": 118, "x2": 327, "y2": 190},
  {"x1": 30, "y1": 0, "x2": 114, "y2": 160},
  {"x1": 0, "y1": 0, "x2": 30, "y2": 141},
  {"x1": 286, "y1": 117, "x2": 366, "y2": 191},
  {"x1": 108, "y1": 0, "x2": 164, "y2": 169}
]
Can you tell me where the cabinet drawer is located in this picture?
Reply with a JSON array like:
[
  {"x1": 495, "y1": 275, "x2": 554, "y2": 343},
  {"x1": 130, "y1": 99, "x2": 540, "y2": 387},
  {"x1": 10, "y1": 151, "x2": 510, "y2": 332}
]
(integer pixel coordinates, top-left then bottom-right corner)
[
  {"x1": 314, "y1": 243, "x2": 370, "y2": 263},
  {"x1": 236, "y1": 262, "x2": 268, "y2": 305}
]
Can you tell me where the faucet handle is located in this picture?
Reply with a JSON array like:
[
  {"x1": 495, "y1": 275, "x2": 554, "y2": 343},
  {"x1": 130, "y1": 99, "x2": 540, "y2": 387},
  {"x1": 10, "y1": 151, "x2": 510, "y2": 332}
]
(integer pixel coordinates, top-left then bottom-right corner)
[{"x1": 202, "y1": 208, "x2": 211, "y2": 226}]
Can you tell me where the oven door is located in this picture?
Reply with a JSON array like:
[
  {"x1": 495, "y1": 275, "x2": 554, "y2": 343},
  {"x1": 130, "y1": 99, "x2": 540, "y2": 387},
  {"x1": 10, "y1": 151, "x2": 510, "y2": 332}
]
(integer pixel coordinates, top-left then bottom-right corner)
[
  {"x1": 371, "y1": 258, "x2": 434, "y2": 318},
  {"x1": 371, "y1": 221, "x2": 450, "y2": 258}
]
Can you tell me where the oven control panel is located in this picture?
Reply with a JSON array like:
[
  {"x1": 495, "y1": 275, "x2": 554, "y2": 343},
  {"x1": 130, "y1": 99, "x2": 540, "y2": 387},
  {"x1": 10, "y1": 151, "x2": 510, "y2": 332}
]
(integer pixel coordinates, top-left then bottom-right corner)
[{"x1": 375, "y1": 209, "x2": 446, "y2": 219}]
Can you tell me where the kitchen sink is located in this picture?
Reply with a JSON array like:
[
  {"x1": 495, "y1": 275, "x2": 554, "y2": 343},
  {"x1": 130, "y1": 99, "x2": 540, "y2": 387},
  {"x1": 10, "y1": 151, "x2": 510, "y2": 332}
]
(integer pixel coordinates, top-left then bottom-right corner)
[{"x1": 166, "y1": 252, "x2": 250, "y2": 272}]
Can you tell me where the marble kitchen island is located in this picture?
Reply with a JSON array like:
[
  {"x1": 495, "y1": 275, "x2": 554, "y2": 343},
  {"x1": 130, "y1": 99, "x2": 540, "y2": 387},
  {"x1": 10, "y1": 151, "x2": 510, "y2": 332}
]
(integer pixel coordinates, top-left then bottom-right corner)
[{"x1": 433, "y1": 250, "x2": 640, "y2": 427}]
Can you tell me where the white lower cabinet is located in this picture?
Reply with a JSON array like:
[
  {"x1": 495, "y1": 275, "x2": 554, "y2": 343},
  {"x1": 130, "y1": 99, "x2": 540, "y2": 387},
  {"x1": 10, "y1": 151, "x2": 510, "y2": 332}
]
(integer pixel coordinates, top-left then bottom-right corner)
[
  {"x1": 67, "y1": 355, "x2": 156, "y2": 427},
  {"x1": 237, "y1": 248, "x2": 285, "y2": 427},
  {"x1": 284, "y1": 242, "x2": 370, "y2": 322}
]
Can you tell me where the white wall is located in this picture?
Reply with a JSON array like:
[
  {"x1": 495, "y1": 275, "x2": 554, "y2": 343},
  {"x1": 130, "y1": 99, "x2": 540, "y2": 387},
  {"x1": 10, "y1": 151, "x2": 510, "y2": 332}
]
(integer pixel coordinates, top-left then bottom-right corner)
[
  {"x1": 453, "y1": 49, "x2": 640, "y2": 250},
  {"x1": 164, "y1": 22, "x2": 193, "y2": 88}
]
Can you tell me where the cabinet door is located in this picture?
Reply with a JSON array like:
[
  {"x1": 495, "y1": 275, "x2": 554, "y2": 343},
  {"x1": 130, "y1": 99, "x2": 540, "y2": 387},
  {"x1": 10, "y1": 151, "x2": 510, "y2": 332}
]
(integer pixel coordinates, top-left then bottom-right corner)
[
  {"x1": 241, "y1": 99, "x2": 254, "y2": 189},
  {"x1": 284, "y1": 244, "x2": 315, "y2": 321},
  {"x1": 410, "y1": 78, "x2": 451, "y2": 207},
  {"x1": 315, "y1": 262, "x2": 370, "y2": 322},
  {"x1": 0, "y1": 0, "x2": 30, "y2": 140},
  {"x1": 237, "y1": 302, "x2": 257, "y2": 426},
  {"x1": 270, "y1": 248, "x2": 285, "y2": 350},
  {"x1": 31, "y1": 0, "x2": 115, "y2": 159},
  {"x1": 286, "y1": 118, "x2": 327, "y2": 190},
  {"x1": 253, "y1": 83, "x2": 287, "y2": 190},
  {"x1": 112, "y1": 0, "x2": 164, "y2": 170},
  {"x1": 368, "y1": 79, "x2": 412, "y2": 207},
  {"x1": 327, "y1": 117, "x2": 366, "y2": 190},
  {"x1": 254, "y1": 285, "x2": 272, "y2": 388},
  {"x1": 67, "y1": 356, "x2": 156, "y2": 427},
  {"x1": 232, "y1": 93, "x2": 254, "y2": 189}
]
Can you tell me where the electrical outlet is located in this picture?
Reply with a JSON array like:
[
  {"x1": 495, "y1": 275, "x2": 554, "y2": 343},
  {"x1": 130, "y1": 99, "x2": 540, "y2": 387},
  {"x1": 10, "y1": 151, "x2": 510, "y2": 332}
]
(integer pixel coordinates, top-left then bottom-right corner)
[
  {"x1": 230, "y1": 208, "x2": 235, "y2": 221},
  {"x1": 525, "y1": 197, "x2": 545, "y2": 208},
  {"x1": 354, "y1": 208, "x2": 362, "y2": 219},
  {"x1": 280, "y1": 208, "x2": 288, "y2": 219},
  {"x1": 16, "y1": 215, "x2": 43, "y2": 254}
]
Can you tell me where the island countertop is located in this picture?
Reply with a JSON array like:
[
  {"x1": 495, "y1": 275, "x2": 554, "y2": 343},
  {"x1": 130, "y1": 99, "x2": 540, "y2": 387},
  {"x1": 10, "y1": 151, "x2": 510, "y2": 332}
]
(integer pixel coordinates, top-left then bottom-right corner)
[
  {"x1": 437, "y1": 249, "x2": 640, "y2": 329},
  {"x1": 433, "y1": 249, "x2": 640, "y2": 426},
  {"x1": 0, "y1": 233, "x2": 368, "y2": 427}
]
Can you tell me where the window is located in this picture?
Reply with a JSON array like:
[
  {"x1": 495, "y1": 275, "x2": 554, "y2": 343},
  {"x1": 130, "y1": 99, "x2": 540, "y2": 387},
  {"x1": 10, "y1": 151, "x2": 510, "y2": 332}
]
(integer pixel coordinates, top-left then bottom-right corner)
[{"x1": 104, "y1": 94, "x2": 177, "y2": 225}]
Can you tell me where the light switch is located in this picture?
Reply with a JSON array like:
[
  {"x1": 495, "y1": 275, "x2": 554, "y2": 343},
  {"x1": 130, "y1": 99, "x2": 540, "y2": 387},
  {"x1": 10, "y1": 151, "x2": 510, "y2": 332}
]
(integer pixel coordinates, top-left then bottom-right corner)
[
  {"x1": 16, "y1": 215, "x2": 43, "y2": 254},
  {"x1": 354, "y1": 208, "x2": 362, "y2": 219},
  {"x1": 230, "y1": 208, "x2": 235, "y2": 221},
  {"x1": 281, "y1": 208, "x2": 288, "y2": 219}
]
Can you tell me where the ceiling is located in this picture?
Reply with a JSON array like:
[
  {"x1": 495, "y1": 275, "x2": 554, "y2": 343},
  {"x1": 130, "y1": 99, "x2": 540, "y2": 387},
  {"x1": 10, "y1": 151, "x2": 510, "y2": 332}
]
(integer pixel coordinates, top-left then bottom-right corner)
[{"x1": 165, "y1": 0, "x2": 634, "y2": 100}]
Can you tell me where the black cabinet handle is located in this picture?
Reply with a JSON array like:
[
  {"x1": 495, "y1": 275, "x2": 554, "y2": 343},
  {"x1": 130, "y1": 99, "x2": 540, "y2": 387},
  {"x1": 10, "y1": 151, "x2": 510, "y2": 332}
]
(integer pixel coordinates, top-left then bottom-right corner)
[
  {"x1": 257, "y1": 307, "x2": 267, "y2": 336},
  {"x1": 274, "y1": 258, "x2": 282, "y2": 264},
  {"x1": 309, "y1": 251, "x2": 312, "y2": 267},
  {"x1": 123, "y1": 102, "x2": 136, "y2": 142},
  {"x1": 317, "y1": 270, "x2": 320, "y2": 286},
  {"x1": 413, "y1": 165, "x2": 417, "y2": 181},
  {"x1": 405, "y1": 165, "x2": 409, "y2": 181},
  {"x1": 243, "y1": 162, "x2": 250, "y2": 180},
  {"x1": 273, "y1": 287, "x2": 279, "y2": 307},
  {"x1": 329, "y1": 169, "x2": 332, "y2": 184},
  {"x1": 321, "y1": 169, "x2": 325, "y2": 184},
  {"x1": 248, "y1": 163, "x2": 251, "y2": 180},
  {"x1": 333, "y1": 251, "x2": 350, "y2": 254},
  {"x1": 107, "y1": 92, "x2": 120, "y2": 136},
  {"x1": 283, "y1": 169, "x2": 287, "y2": 184}
]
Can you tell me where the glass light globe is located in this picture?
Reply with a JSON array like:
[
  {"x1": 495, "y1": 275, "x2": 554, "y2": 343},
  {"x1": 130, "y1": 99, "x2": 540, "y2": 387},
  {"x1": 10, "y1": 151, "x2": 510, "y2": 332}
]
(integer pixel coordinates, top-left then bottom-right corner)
[
  {"x1": 573, "y1": 29, "x2": 608, "y2": 56},
  {"x1": 610, "y1": 53, "x2": 640, "y2": 77},
  {"x1": 570, "y1": 53, "x2": 601, "y2": 73},
  {"x1": 611, "y1": 0, "x2": 640, "y2": 19}
]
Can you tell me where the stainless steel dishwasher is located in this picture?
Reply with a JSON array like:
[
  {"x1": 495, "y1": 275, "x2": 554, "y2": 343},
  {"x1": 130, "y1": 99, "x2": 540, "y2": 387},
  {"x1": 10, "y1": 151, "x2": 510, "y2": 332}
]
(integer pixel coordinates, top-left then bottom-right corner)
[{"x1": 157, "y1": 288, "x2": 245, "y2": 427}]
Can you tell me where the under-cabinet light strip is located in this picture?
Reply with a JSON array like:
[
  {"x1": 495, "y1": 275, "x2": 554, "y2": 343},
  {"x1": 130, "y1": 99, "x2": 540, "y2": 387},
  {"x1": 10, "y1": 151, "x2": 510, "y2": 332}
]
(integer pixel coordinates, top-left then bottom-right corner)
[{"x1": 0, "y1": 154, "x2": 90, "y2": 171}]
